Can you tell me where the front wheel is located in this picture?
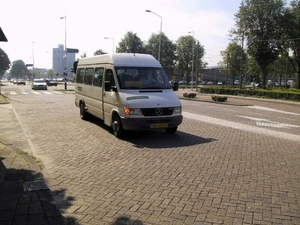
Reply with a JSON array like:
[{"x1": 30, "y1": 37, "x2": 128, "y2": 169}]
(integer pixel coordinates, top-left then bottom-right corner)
[
  {"x1": 165, "y1": 126, "x2": 178, "y2": 134},
  {"x1": 112, "y1": 115, "x2": 124, "y2": 138},
  {"x1": 80, "y1": 103, "x2": 88, "y2": 120}
]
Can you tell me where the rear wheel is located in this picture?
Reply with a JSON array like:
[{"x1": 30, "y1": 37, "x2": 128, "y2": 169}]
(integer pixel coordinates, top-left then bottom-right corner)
[
  {"x1": 165, "y1": 126, "x2": 177, "y2": 134},
  {"x1": 112, "y1": 115, "x2": 124, "y2": 138}
]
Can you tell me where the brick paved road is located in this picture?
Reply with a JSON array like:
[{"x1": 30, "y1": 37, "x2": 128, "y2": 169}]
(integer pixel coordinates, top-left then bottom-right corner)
[{"x1": 4, "y1": 91, "x2": 300, "y2": 225}]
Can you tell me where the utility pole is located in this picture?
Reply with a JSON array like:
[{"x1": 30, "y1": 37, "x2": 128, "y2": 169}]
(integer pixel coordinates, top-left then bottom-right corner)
[
  {"x1": 226, "y1": 51, "x2": 229, "y2": 88},
  {"x1": 240, "y1": 34, "x2": 244, "y2": 89}
]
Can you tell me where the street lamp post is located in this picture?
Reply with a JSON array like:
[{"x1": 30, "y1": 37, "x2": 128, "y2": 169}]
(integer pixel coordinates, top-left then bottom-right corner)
[
  {"x1": 60, "y1": 15, "x2": 67, "y2": 90},
  {"x1": 146, "y1": 10, "x2": 162, "y2": 63},
  {"x1": 32, "y1": 41, "x2": 35, "y2": 82},
  {"x1": 188, "y1": 31, "x2": 195, "y2": 91},
  {"x1": 104, "y1": 37, "x2": 115, "y2": 53}
]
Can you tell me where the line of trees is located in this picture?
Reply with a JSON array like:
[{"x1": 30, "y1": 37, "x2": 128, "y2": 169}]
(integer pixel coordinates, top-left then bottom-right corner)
[
  {"x1": 2, "y1": 0, "x2": 300, "y2": 89},
  {"x1": 92, "y1": 31, "x2": 206, "y2": 81},
  {"x1": 220, "y1": 0, "x2": 300, "y2": 89}
]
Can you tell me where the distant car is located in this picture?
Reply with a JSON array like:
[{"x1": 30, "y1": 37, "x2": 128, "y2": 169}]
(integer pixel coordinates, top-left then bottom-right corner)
[
  {"x1": 45, "y1": 79, "x2": 58, "y2": 86},
  {"x1": 234, "y1": 80, "x2": 240, "y2": 85},
  {"x1": 200, "y1": 81, "x2": 207, "y2": 85},
  {"x1": 31, "y1": 79, "x2": 48, "y2": 90},
  {"x1": 217, "y1": 81, "x2": 223, "y2": 85},
  {"x1": 16, "y1": 79, "x2": 26, "y2": 85},
  {"x1": 188, "y1": 81, "x2": 196, "y2": 85},
  {"x1": 178, "y1": 80, "x2": 187, "y2": 85},
  {"x1": 207, "y1": 81, "x2": 213, "y2": 85},
  {"x1": 13, "y1": 79, "x2": 18, "y2": 84}
]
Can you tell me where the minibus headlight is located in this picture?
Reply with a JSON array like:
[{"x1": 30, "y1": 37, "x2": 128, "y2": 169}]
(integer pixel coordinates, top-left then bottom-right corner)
[
  {"x1": 173, "y1": 106, "x2": 181, "y2": 114},
  {"x1": 124, "y1": 108, "x2": 142, "y2": 115}
]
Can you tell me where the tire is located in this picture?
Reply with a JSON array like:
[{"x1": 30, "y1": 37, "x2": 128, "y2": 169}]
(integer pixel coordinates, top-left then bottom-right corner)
[
  {"x1": 165, "y1": 126, "x2": 178, "y2": 134},
  {"x1": 80, "y1": 103, "x2": 88, "y2": 120},
  {"x1": 112, "y1": 115, "x2": 124, "y2": 138}
]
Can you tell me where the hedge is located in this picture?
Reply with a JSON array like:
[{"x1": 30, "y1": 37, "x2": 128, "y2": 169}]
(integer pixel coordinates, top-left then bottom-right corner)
[{"x1": 199, "y1": 87, "x2": 300, "y2": 101}]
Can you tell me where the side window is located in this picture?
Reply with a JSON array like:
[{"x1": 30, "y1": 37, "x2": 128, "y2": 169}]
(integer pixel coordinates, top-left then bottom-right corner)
[
  {"x1": 105, "y1": 69, "x2": 115, "y2": 86},
  {"x1": 84, "y1": 68, "x2": 94, "y2": 85},
  {"x1": 93, "y1": 67, "x2": 104, "y2": 87},
  {"x1": 76, "y1": 68, "x2": 84, "y2": 84}
]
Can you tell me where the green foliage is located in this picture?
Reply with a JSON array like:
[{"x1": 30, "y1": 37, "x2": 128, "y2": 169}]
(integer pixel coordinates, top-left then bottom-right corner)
[
  {"x1": 10, "y1": 60, "x2": 28, "y2": 78},
  {"x1": 94, "y1": 49, "x2": 106, "y2": 55},
  {"x1": 232, "y1": 0, "x2": 289, "y2": 88},
  {"x1": 219, "y1": 43, "x2": 247, "y2": 84},
  {"x1": 175, "y1": 35, "x2": 205, "y2": 78},
  {"x1": 0, "y1": 48, "x2": 10, "y2": 76},
  {"x1": 200, "y1": 87, "x2": 300, "y2": 101},
  {"x1": 144, "y1": 33, "x2": 176, "y2": 75},
  {"x1": 47, "y1": 69, "x2": 54, "y2": 79},
  {"x1": 116, "y1": 32, "x2": 145, "y2": 53},
  {"x1": 211, "y1": 96, "x2": 227, "y2": 102}
]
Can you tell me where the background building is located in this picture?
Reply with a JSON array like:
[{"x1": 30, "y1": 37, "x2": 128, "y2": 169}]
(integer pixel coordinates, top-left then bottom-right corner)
[{"x1": 52, "y1": 44, "x2": 75, "y2": 78}]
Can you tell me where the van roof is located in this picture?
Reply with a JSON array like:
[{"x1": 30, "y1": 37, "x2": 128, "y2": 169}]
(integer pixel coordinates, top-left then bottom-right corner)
[{"x1": 77, "y1": 53, "x2": 161, "y2": 67}]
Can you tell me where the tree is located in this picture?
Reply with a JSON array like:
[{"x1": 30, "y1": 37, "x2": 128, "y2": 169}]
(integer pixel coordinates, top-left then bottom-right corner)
[
  {"x1": 233, "y1": 0, "x2": 288, "y2": 89},
  {"x1": 10, "y1": 60, "x2": 28, "y2": 79},
  {"x1": 0, "y1": 48, "x2": 10, "y2": 76},
  {"x1": 47, "y1": 69, "x2": 54, "y2": 79},
  {"x1": 145, "y1": 33, "x2": 176, "y2": 75},
  {"x1": 175, "y1": 35, "x2": 205, "y2": 81},
  {"x1": 94, "y1": 49, "x2": 106, "y2": 56},
  {"x1": 116, "y1": 31, "x2": 145, "y2": 53},
  {"x1": 219, "y1": 43, "x2": 247, "y2": 84},
  {"x1": 80, "y1": 52, "x2": 87, "y2": 58},
  {"x1": 284, "y1": 0, "x2": 300, "y2": 89}
]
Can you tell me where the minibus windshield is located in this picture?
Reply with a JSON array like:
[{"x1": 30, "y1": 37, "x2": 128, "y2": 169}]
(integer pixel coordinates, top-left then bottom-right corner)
[{"x1": 115, "y1": 67, "x2": 171, "y2": 89}]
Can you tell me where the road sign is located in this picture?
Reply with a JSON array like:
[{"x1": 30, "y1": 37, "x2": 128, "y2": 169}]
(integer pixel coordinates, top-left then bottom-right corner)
[{"x1": 67, "y1": 48, "x2": 79, "y2": 53}]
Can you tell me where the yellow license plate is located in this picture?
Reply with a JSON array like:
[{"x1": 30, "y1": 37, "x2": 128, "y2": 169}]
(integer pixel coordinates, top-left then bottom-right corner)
[{"x1": 151, "y1": 123, "x2": 168, "y2": 128}]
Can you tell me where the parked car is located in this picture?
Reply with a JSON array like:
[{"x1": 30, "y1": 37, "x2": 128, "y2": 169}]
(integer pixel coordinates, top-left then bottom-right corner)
[
  {"x1": 31, "y1": 79, "x2": 48, "y2": 90},
  {"x1": 217, "y1": 81, "x2": 223, "y2": 85},
  {"x1": 178, "y1": 80, "x2": 187, "y2": 85},
  {"x1": 45, "y1": 79, "x2": 58, "y2": 86},
  {"x1": 188, "y1": 81, "x2": 196, "y2": 85},
  {"x1": 207, "y1": 81, "x2": 213, "y2": 85},
  {"x1": 234, "y1": 80, "x2": 240, "y2": 85},
  {"x1": 200, "y1": 81, "x2": 207, "y2": 85},
  {"x1": 16, "y1": 79, "x2": 26, "y2": 85}
]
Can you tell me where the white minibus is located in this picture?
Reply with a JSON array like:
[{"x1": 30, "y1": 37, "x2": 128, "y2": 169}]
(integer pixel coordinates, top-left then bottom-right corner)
[{"x1": 73, "y1": 53, "x2": 182, "y2": 138}]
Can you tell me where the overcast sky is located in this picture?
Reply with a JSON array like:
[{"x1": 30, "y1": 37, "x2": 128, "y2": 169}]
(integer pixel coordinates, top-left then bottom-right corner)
[{"x1": 1, "y1": 0, "x2": 246, "y2": 69}]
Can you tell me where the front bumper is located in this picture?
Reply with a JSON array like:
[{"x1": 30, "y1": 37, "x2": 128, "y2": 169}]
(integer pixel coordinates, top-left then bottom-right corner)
[{"x1": 120, "y1": 115, "x2": 183, "y2": 131}]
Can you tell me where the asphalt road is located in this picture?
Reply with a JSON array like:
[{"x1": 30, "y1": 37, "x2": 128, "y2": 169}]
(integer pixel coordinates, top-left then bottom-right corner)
[{"x1": 1, "y1": 81, "x2": 300, "y2": 225}]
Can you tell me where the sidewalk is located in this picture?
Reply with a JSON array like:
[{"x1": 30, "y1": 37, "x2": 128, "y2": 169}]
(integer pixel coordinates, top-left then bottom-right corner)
[
  {"x1": 0, "y1": 87, "x2": 299, "y2": 225},
  {"x1": 175, "y1": 88, "x2": 300, "y2": 114},
  {"x1": 0, "y1": 103, "x2": 65, "y2": 225}
]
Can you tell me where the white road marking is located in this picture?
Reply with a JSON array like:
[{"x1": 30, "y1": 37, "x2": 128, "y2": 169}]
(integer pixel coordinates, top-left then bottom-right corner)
[
  {"x1": 183, "y1": 111, "x2": 300, "y2": 143},
  {"x1": 31, "y1": 91, "x2": 41, "y2": 95},
  {"x1": 40, "y1": 91, "x2": 52, "y2": 95},
  {"x1": 246, "y1": 105, "x2": 300, "y2": 115},
  {"x1": 238, "y1": 115, "x2": 300, "y2": 128},
  {"x1": 51, "y1": 91, "x2": 63, "y2": 95},
  {"x1": 10, "y1": 91, "x2": 17, "y2": 95}
]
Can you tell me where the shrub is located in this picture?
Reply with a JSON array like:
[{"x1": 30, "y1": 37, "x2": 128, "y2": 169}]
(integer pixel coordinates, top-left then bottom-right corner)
[{"x1": 211, "y1": 96, "x2": 227, "y2": 102}]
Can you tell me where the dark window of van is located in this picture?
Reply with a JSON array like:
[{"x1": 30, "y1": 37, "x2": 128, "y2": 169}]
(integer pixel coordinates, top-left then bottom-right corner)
[
  {"x1": 93, "y1": 67, "x2": 104, "y2": 87},
  {"x1": 84, "y1": 68, "x2": 94, "y2": 85},
  {"x1": 76, "y1": 68, "x2": 84, "y2": 84}
]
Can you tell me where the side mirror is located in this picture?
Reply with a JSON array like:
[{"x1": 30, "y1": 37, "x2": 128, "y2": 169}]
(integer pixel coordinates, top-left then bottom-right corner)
[
  {"x1": 104, "y1": 81, "x2": 111, "y2": 91},
  {"x1": 104, "y1": 81, "x2": 117, "y2": 92},
  {"x1": 173, "y1": 81, "x2": 179, "y2": 91},
  {"x1": 73, "y1": 61, "x2": 78, "y2": 73}
]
